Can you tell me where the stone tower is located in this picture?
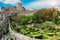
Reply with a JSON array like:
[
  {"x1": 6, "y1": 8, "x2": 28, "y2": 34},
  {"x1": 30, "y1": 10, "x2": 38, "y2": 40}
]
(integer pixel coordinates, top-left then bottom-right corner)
[{"x1": 16, "y1": 2, "x2": 26, "y2": 11}]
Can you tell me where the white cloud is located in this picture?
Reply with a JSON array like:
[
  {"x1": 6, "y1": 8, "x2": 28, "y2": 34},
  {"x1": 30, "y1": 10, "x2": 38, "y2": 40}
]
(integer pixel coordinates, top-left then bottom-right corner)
[
  {"x1": 0, "y1": 0, "x2": 21, "y2": 4},
  {"x1": 25, "y1": 0, "x2": 60, "y2": 9}
]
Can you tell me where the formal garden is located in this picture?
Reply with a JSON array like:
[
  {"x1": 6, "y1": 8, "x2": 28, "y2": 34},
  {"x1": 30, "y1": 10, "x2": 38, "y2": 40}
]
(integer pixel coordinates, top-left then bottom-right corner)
[{"x1": 10, "y1": 8, "x2": 60, "y2": 40}]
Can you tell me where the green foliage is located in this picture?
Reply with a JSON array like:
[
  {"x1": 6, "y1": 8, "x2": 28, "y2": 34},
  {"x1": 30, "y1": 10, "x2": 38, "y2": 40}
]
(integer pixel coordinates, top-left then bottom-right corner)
[
  {"x1": 10, "y1": 13, "x2": 39, "y2": 25},
  {"x1": 31, "y1": 16, "x2": 39, "y2": 23},
  {"x1": 20, "y1": 17, "x2": 29, "y2": 25},
  {"x1": 11, "y1": 21, "x2": 60, "y2": 39}
]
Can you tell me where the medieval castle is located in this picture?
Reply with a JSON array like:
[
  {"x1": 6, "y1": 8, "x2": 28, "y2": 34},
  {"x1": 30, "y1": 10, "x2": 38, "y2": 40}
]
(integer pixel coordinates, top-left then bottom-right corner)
[{"x1": 0, "y1": 2, "x2": 36, "y2": 15}]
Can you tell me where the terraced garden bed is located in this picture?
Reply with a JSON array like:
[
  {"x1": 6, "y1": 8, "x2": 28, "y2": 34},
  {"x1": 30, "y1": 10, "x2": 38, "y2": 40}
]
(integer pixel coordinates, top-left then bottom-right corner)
[{"x1": 10, "y1": 21, "x2": 60, "y2": 40}]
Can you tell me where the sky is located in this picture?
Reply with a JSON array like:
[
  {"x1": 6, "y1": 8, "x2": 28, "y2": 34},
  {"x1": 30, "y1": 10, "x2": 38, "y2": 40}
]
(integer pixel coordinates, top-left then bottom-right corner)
[{"x1": 0, "y1": 0, "x2": 60, "y2": 10}]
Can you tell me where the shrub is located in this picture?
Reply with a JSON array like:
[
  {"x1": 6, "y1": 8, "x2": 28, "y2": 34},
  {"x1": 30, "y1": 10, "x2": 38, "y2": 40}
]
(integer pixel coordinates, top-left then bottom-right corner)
[
  {"x1": 20, "y1": 17, "x2": 29, "y2": 25},
  {"x1": 31, "y1": 16, "x2": 39, "y2": 23}
]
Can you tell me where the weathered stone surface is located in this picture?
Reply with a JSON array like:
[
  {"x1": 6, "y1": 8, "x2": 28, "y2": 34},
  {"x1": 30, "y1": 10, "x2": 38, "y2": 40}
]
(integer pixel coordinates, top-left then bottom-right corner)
[{"x1": 0, "y1": 14, "x2": 9, "y2": 39}]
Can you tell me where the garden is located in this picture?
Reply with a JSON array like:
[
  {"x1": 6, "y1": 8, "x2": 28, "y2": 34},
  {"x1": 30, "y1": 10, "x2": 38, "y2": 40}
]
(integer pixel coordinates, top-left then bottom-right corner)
[{"x1": 10, "y1": 8, "x2": 60, "y2": 40}]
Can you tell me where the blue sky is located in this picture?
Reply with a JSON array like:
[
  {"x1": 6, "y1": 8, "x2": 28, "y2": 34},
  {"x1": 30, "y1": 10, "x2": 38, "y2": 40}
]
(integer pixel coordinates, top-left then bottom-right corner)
[{"x1": 0, "y1": 0, "x2": 60, "y2": 10}]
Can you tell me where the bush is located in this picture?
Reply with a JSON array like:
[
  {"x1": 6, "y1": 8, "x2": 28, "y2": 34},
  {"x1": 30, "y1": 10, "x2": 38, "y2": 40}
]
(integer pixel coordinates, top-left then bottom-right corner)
[
  {"x1": 10, "y1": 14, "x2": 25, "y2": 23},
  {"x1": 31, "y1": 16, "x2": 39, "y2": 23},
  {"x1": 20, "y1": 17, "x2": 29, "y2": 25}
]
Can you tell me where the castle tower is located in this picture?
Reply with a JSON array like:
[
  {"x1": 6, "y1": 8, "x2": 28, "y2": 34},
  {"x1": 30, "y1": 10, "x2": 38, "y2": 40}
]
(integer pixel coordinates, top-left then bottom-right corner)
[{"x1": 16, "y1": 2, "x2": 26, "y2": 11}]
